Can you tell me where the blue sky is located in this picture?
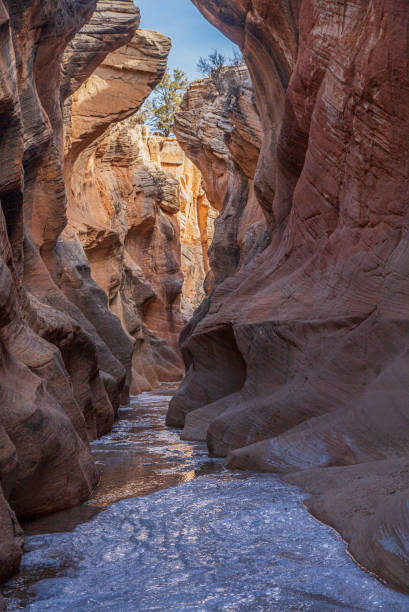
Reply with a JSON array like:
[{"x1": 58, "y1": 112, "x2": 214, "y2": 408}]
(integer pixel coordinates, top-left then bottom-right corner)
[{"x1": 135, "y1": 0, "x2": 239, "y2": 81}]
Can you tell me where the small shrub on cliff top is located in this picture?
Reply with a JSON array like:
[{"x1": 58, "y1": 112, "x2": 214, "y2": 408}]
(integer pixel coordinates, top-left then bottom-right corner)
[{"x1": 197, "y1": 49, "x2": 244, "y2": 94}]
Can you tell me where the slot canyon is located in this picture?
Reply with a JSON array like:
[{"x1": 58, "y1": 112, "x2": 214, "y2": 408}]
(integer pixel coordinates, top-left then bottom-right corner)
[{"x1": 0, "y1": 0, "x2": 408, "y2": 610}]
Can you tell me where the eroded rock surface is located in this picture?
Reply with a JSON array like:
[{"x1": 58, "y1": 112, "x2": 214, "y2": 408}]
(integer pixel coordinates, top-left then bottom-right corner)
[
  {"x1": 175, "y1": 68, "x2": 266, "y2": 283},
  {"x1": 64, "y1": 21, "x2": 216, "y2": 393},
  {"x1": 64, "y1": 16, "x2": 218, "y2": 392},
  {"x1": 168, "y1": 65, "x2": 266, "y2": 428},
  {"x1": 0, "y1": 0, "x2": 177, "y2": 584},
  {"x1": 0, "y1": 0, "x2": 98, "y2": 582},
  {"x1": 154, "y1": 136, "x2": 217, "y2": 320},
  {"x1": 169, "y1": 0, "x2": 409, "y2": 592},
  {"x1": 64, "y1": 27, "x2": 175, "y2": 396},
  {"x1": 67, "y1": 111, "x2": 216, "y2": 393}
]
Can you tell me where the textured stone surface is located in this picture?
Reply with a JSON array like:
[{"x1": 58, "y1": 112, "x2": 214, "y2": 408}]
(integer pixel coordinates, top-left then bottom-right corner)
[
  {"x1": 0, "y1": 484, "x2": 23, "y2": 585},
  {"x1": 64, "y1": 27, "x2": 196, "y2": 394},
  {"x1": 67, "y1": 115, "x2": 215, "y2": 394},
  {"x1": 61, "y1": 1, "x2": 141, "y2": 100},
  {"x1": 168, "y1": 66, "x2": 266, "y2": 428},
  {"x1": 0, "y1": 0, "x2": 98, "y2": 583},
  {"x1": 157, "y1": 137, "x2": 216, "y2": 320},
  {"x1": 71, "y1": 123, "x2": 184, "y2": 393},
  {"x1": 59, "y1": 4, "x2": 146, "y2": 406},
  {"x1": 21, "y1": 0, "x2": 141, "y2": 440},
  {"x1": 169, "y1": 0, "x2": 409, "y2": 592},
  {"x1": 0, "y1": 0, "x2": 190, "y2": 588},
  {"x1": 0, "y1": 0, "x2": 168, "y2": 584},
  {"x1": 64, "y1": 27, "x2": 173, "y2": 402}
]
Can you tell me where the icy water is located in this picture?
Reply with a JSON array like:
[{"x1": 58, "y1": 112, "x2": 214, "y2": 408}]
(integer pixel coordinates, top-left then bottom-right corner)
[{"x1": 3, "y1": 387, "x2": 409, "y2": 611}]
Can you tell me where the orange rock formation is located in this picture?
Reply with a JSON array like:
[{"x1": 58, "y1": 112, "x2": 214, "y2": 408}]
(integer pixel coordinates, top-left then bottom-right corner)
[
  {"x1": 0, "y1": 0, "x2": 216, "y2": 580},
  {"x1": 0, "y1": 0, "x2": 199, "y2": 583},
  {"x1": 64, "y1": 27, "x2": 187, "y2": 394},
  {"x1": 66, "y1": 86, "x2": 215, "y2": 391},
  {"x1": 150, "y1": 135, "x2": 216, "y2": 320}
]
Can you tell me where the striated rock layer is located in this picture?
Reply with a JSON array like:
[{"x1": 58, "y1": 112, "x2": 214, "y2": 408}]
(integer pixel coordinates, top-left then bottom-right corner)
[
  {"x1": 0, "y1": 0, "x2": 178, "y2": 584},
  {"x1": 65, "y1": 27, "x2": 180, "y2": 395},
  {"x1": 169, "y1": 0, "x2": 409, "y2": 592},
  {"x1": 153, "y1": 136, "x2": 217, "y2": 320},
  {"x1": 0, "y1": 0, "x2": 103, "y2": 583},
  {"x1": 168, "y1": 65, "x2": 266, "y2": 429},
  {"x1": 65, "y1": 40, "x2": 215, "y2": 392}
]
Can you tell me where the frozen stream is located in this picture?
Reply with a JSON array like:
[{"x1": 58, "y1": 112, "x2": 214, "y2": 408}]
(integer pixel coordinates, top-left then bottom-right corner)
[{"x1": 4, "y1": 386, "x2": 409, "y2": 611}]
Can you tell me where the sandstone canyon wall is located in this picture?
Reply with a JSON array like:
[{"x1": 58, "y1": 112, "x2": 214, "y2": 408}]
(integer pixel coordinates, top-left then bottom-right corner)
[
  {"x1": 169, "y1": 0, "x2": 409, "y2": 592},
  {"x1": 64, "y1": 26, "x2": 188, "y2": 395},
  {"x1": 66, "y1": 99, "x2": 215, "y2": 392},
  {"x1": 158, "y1": 137, "x2": 217, "y2": 321},
  {"x1": 168, "y1": 65, "x2": 267, "y2": 428},
  {"x1": 0, "y1": 0, "x2": 190, "y2": 585}
]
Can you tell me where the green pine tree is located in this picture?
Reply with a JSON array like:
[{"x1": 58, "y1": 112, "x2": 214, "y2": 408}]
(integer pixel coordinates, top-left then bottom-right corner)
[{"x1": 136, "y1": 68, "x2": 189, "y2": 137}]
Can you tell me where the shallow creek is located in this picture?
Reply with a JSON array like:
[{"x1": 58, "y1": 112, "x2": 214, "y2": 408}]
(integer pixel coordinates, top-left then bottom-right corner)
[{"x1": 3, "y1": 386, "x2": 409, "y2": 611}]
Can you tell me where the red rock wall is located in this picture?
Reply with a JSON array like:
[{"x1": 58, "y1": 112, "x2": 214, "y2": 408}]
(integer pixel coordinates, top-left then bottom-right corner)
[
  {"x1": 171, "y1": 0, "x2": 409, "y2": 591},
  {"x1": 65, "y1": 26, "x2": 218, "y2": 392},
  {"x1": 0, "y1": 0, "x2": 100, "y2": 583},
  {"x1": 0, "y1": 0, "x2": 173, "y2": 584},
  {"x1": 67, "y1": 121, "x2": 186, "y2": 393},
  {"x1": 0, "y1": 0, "x2": 212, "y2": 587}
]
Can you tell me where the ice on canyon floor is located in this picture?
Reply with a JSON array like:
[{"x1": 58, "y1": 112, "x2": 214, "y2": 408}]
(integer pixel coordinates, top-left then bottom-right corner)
[{"x1": 4, "y1": 389, "x2": 409, "y2": 611}]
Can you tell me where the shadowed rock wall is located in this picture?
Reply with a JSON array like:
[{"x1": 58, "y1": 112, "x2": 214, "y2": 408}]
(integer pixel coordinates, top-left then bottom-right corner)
[
  {"x1": 168, "y1": 65, "x2": 266, "y2": 428},
  {"x1": 169, "y1": 0, "x2": 409, "y2": 592}
]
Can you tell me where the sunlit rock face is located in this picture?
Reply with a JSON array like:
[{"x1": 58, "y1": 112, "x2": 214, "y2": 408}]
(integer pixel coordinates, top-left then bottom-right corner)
[
  {"x1": 68, "y1": 122, "x2": 184, "y2": 394},
  {"x1": 155, "y1": 136, "x2": 217, "y2": 321},
  {"x1": 170, "y1": 0, "x2": 409, "y2": 591},
  {"x1": 64, "y1": 27, "x2": 174, "y2": 396},
  {"x1": 64, "y1": 23, "x2": 207, "y2": 394},
  {"x1": 67, "y1": 105, "x2": 216, "y2": 393}
]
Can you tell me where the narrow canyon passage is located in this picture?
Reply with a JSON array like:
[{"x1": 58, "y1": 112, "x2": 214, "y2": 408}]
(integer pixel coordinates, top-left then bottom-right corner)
[
  {"x1": 0, "y1": 0, "x2": 408, "y2": 607},
  {"x1": 3, "y1": 390, "x2": 409, "y2": 611}
]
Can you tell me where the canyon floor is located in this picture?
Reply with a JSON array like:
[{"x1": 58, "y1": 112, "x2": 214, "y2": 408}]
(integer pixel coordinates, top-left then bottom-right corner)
[{"x1": 3, "y1": 387, "x2": 409, "y2": 611}]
